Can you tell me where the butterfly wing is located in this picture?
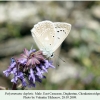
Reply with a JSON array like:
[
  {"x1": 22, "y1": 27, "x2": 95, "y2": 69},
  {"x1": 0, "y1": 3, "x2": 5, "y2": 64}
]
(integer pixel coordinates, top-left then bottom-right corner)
[
  {"x1": 31, "y1": 20, "x2": 56, "y2": 55},
  {"x1": 31, "y1": 32, "x2": 44, "y2": 50},
  {"x1": 52, "y1": 22, "x2": 71, "y2": 52},
  {"x1": 31, "y1": 21, "x2": 71, "y2": 57}
]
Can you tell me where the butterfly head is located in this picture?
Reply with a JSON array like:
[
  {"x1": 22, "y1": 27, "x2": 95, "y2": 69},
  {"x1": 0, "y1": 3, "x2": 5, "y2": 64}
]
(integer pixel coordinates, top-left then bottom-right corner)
[{"x1": 40, "y1": 48, "x2": 54, "y2": 58}]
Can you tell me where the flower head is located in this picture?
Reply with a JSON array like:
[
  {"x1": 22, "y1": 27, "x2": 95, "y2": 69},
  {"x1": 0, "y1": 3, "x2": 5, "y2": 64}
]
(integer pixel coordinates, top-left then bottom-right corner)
[{"x1": 3, "y1": 48, "x2": 55, "y2": 88}]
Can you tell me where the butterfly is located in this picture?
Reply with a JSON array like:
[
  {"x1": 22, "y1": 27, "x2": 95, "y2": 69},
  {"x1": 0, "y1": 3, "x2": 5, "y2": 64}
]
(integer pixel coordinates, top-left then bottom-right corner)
[{"x1": 31, "y1": 20, "x2": 71, "y2": 58}]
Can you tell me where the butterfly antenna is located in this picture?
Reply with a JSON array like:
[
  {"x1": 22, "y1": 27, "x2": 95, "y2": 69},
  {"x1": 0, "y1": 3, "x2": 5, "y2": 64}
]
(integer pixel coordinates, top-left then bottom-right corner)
[{"x1": 53, "y1": 53, "x2": 70, "y2": 67}]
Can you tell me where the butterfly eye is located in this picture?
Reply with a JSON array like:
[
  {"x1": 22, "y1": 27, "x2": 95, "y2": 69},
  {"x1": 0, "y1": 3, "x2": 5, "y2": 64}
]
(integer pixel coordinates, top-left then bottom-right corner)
[
  {"x1": 53, "y1": 36, "x2": 54, "y2": 37},
  {"x1": 57, "y1": 31, "x2": 59, "y2": 32},
  {"x1": 51, "y1": 54, "x2": 53, "y2": 57}
]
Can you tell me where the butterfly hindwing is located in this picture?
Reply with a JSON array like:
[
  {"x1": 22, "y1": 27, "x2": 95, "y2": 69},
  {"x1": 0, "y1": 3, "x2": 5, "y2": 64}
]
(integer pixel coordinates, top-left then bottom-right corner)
[{"x1": 52, "y1": 22, "x2": 71, "y2": 52}]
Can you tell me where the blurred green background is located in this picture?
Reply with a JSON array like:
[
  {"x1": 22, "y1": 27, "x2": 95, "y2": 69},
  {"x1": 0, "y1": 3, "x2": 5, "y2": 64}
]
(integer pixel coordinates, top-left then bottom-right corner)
[{"x1": 0, "y1": 1, "x2": 100, "y2": 90}]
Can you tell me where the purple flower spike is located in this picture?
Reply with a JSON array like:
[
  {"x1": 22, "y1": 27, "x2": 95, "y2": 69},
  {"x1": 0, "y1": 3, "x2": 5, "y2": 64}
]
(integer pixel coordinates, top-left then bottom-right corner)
[
  {"x1": 44, "y1": 60, "x2": 55, "y2": 69},
  {"x1": 3, "y1": 70, "x2": 10, "y2": 77},
  {"x1": 41, "y1": 65, "x2": 48, "y2": 73},
  {"x1": 18, "y1": 58, "x2": 27, "y2": 65},
  {"x1": 11, "y1": 76, "x2": 18, "y2": 84},
  {"x1": 29, "y1": 68, "x2": 35, "y2": 83},
  {"x1": 36, "y1": 67, "x2": 43, "y2": 78},
  {"x1": 28, "y1": 78, "x2": 36, "y2": 87},
  {"x1": 35, "y1": 75, "x2": 42, "y2": 83},
  {"x1": 18, "y1": 72, "x2": 27, "y2": 87},
  {"x1": 3, "y1": 58, "x2": 16, "y2": 77},
  {"x1": 22, "y1": 78, "x2": 27, "y2": 87},
  {"x1": 11, "y1": 68, "x2": 17, "y2": 74},
  {"x1": 3, "y1": 48, "x2": 55, "y2": 88}
]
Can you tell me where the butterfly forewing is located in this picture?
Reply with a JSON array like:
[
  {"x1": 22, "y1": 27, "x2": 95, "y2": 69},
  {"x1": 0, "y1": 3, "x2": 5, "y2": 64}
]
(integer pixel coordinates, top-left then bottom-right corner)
[
  {"x1": 31, "y1": 32, "x2": 44, "y2": 50},
  {"x1": 31, "y1": 21, "x2": 56, "y2": 50}
]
